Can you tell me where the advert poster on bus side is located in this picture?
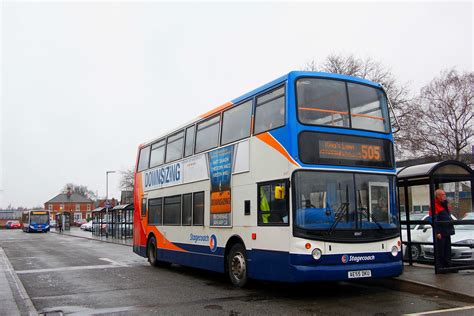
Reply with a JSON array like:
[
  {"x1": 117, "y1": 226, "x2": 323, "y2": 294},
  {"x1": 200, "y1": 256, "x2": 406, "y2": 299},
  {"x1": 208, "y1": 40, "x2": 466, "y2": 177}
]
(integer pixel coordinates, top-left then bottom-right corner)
[{"x1": 208, "y1": 145, "x2": 233, "y2": 226}]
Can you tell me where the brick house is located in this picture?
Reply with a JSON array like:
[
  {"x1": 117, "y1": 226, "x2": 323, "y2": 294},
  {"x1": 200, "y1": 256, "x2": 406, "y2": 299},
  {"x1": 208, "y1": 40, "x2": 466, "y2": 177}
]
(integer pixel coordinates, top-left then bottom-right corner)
[{"x1": 44, "y1": 190, "x2": 95, "y2": 222}]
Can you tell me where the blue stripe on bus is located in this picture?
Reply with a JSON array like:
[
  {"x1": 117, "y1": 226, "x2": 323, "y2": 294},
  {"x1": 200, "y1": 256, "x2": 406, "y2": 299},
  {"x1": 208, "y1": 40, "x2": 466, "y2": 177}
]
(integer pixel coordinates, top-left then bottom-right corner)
[
  {"x1": 137, "y1": 243, "x2": 402, "y2": 282},
  {"x1": 248, "y1": 249, "x2": 402, "y2": 282}
]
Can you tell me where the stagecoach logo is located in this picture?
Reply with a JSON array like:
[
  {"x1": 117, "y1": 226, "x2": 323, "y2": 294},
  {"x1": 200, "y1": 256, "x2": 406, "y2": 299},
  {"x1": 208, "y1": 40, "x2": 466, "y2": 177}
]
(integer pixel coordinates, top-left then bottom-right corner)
[
  {"x1": 341, "y1": 255, "x2": 349, "y2": 263},
  {"x1": 190, "y1": 233, "x2": 209, "y2": 243},
  {"x1": 209, "y1": 234, "x2": 217, "y2": 253},
  {"x1": 341, "y1": 254, "x2": 375, "y2": 263}
]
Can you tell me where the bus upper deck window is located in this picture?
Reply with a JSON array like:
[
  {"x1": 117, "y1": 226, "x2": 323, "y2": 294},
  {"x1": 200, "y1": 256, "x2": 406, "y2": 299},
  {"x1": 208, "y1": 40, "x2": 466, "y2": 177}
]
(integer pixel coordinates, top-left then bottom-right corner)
[
  {"x1": 297, "y1": 79, "x2": 349, "y2": 128},
  {"x1": 254, "y1": 86, "x2": 285, "y2": 135},
  {"x1": 348, "y1": 83, "x2": 389, "y2": 133},
  {"x1": 184, "y1": 126, "x2": 195, "y2": 157},
  {"x1": 137, "y1": 146, "x2": 150, "y2": 172},
  {"x1": 296, "y1": 78, "x2": 389, "y2": 133},
  {"x1": 166, "y1": 131, "x2": 184, "y2": 163},
  {"x1": 150, "y1": 140, "x2": 165, "y2": 168},
  {"x1": 195, "y1": 115, "x2": 220, "y2": 154}
]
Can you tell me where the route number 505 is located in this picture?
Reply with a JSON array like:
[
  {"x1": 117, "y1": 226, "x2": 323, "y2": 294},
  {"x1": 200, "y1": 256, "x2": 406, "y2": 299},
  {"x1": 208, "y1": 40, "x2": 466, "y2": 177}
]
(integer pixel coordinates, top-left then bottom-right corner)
[{"x1": 361, "y1": 145, "x2": 381, "y2": 161}]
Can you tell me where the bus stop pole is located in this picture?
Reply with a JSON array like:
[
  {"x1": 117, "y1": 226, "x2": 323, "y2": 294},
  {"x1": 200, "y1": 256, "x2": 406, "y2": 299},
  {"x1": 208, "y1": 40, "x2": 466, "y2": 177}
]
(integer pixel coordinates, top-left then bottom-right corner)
[
  {"x1": 430, "y1": 179, "x2": 439, "y2": 274},
  {"x1": 105, "y1": 171, "x2": 115, "y2": 239}
]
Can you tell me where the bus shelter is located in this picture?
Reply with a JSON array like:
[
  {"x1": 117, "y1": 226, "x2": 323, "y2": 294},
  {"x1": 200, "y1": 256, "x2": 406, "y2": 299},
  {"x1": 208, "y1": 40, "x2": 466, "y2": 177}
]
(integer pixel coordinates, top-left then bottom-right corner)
[
  {"x1": 91, "y1": 204, "x2": 134, "y2": 239},
  {"x1": 91, "y1": 207, "x2": 107, "y2": 237},
  {"x1": 55, "y1": 211, "x2": 71, "y2": 231},
  {"x1": 397, "y1": 160, "x2": 474, "y2": 273},
  {"x1": 109, "y1": 204, "x2": 133, "y2": 239}
]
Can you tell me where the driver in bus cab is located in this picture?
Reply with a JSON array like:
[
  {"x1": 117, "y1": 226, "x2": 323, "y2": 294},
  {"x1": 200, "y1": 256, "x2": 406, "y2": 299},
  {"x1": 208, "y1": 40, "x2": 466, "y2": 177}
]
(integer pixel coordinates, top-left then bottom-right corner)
[{"x1": 373, "y1": 197, "x2": 388, "y2": 222}]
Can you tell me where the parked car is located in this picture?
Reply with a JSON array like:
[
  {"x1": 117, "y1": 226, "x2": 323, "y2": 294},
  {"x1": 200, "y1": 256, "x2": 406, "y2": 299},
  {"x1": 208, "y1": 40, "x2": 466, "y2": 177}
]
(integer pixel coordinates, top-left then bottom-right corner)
[
  {"x1": 50, "y1": 220, "x2": 57, "y2": 228},
  {"x1": 401, "y1": 213, "x2": 458, "y2": 260},
  {"x1": 5, "y1": 220, "x2": 22, "y2": 229},
  {"x1": 421, "y1": 212, "x2": 474, "y2": 263},
  {"x1": 73, "y1": 219, "x2": 87, "y2": 227},
  {"x1": 401, "y1": 213, "x2": 431, "y2": 260},
  {"x1": 80, "y1": 221, "x2": 93, "y2": 231}
]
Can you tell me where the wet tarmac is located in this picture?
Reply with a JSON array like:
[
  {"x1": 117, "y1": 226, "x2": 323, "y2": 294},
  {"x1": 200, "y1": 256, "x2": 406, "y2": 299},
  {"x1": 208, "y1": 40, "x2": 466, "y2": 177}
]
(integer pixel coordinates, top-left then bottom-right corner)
[{"x1": 1, "y1": 229, "x2": 473, "y2": 315}]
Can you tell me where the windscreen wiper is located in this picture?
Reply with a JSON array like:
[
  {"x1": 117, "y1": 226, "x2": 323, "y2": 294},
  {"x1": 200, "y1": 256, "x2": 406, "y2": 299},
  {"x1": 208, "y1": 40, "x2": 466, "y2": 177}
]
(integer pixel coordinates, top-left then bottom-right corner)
[
  {"x1": 327, "y1": 202, "x2": 349, "y2": 235},
  {"x1": 363, "y1": 207, "x2": 384, "y2": 231}
]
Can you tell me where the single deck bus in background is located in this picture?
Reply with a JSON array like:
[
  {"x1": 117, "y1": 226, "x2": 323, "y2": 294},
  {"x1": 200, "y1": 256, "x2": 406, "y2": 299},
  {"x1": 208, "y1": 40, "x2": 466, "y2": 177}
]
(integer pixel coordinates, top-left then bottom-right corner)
[
  {"x1": 22, "y1": 210, "x2": 50, "y2": 233},
  {"x1": 133, "y1": 71, "x2": 402, "y2": 286}
]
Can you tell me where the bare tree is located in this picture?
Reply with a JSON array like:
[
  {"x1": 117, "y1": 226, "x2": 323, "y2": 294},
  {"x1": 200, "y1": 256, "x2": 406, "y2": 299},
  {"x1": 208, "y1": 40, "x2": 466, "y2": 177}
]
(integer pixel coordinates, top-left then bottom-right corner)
[
  {"x1": 119, "y1": 168, "x2": 134, "y2": 191},
  {"x1": 61, "y1": 183, "x2": 97, "y2": 200},
  {"x1": 403, "y1": 69, "x2": 473, "y2": 162},
  {"x1": 303, "y1": 53, "x2": 412, "y2": 157}
]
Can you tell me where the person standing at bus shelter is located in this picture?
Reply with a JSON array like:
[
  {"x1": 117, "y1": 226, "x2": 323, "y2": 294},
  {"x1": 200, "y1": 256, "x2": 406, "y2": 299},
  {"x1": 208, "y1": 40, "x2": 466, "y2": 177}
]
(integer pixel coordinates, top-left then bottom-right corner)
[
  {"x1": 58, "y1": 214, "x2": 63, "y2": 233},
  {"x1": 429, "y1": 189, "x2": 455, "y2": 271}
]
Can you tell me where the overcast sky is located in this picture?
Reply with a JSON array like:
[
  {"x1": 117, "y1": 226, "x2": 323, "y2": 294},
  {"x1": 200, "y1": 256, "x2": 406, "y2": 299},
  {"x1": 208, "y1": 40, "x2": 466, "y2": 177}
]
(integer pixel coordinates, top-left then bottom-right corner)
[{"x1": 1, "y1": 1, "x2": 472, "y2": 208}]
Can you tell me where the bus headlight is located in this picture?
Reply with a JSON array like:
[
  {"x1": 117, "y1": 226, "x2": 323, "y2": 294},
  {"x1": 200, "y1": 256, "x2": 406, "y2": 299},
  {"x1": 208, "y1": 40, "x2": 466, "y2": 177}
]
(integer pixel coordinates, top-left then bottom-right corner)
[
  {"x1": 391, "y1": 246, "x2": 399, "y2": 257},
  {"x1": 312, "y1": 248, "x2": 322, "y2": 260}
]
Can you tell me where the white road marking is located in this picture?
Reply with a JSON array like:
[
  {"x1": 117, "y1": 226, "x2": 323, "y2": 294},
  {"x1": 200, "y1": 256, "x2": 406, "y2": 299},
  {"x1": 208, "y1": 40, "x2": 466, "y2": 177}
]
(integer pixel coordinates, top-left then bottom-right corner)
[
  {"x1": 404, "y1": 305, "x2": 474, "y2": 315},
  {"x1": 98, "y1": 257, "x2": 127, "y2": 266},
  {"x1": 15, "y1": 263, "x2": 126, "y2": 275}
]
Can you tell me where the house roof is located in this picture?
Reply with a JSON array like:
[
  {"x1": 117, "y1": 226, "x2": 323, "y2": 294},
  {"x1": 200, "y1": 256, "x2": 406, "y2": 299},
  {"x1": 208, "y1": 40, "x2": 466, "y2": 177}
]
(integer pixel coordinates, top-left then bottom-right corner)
[{"x1": 45, "y1": 193, "x2": 93, "y2": 204}]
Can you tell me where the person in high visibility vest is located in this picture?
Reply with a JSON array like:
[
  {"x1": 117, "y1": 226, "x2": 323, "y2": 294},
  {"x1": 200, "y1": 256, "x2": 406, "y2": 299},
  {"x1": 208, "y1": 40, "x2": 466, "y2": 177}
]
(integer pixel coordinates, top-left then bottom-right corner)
[{"x1": 260, "y1": 187, "x2": 271, "y2": 223}]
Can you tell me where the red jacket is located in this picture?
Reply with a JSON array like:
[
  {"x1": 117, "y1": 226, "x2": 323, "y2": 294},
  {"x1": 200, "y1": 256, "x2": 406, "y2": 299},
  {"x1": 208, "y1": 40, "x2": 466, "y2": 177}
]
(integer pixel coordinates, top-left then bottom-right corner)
[{"x1": 429, "y1": 199, "x2": 445, "y2": 216}]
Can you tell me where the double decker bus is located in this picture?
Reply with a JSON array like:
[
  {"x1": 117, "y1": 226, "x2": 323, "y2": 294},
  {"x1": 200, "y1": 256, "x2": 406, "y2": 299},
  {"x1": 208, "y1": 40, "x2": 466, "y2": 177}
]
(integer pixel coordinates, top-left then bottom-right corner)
[
  {"x1": 133, "y1": 71, "x2": 402, "y2": 286},
  {"x1": 22, "y1": 210, "x2": 50, "y2": 233}
]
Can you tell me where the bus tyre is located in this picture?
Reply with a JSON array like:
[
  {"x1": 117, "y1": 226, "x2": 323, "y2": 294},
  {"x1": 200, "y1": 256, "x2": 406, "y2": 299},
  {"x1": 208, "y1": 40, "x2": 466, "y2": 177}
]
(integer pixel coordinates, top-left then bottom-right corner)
[
  {"x1": 227, "y1": 244, "x2": 248, "y2": 287},
  {"x1": 147, "y1": 236, "x2": 159, "y2": 267}
]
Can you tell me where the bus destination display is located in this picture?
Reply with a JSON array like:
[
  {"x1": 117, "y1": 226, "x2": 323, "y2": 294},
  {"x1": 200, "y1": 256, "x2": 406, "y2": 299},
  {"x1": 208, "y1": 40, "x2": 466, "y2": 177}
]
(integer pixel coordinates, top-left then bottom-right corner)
[
  {"x1": 318, "y1": 140, "x2": 383, "y2": 162},
  {"x1": 298, "y1": 132, "x2": 394, "y2": 168}
]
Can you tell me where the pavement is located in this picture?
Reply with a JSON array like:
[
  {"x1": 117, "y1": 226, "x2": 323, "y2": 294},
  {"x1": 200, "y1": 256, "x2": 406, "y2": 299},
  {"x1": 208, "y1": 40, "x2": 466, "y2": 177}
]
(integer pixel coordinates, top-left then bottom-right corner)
[
  {"x1": 50, "y1": 227, "x2": 132, "y2": 247},
  {"x1": 396, "y1": 264, "x2": 474, "y2": 300},
  {"x1": 53, "y1": 228, "x2": 474, "y2": 300}
]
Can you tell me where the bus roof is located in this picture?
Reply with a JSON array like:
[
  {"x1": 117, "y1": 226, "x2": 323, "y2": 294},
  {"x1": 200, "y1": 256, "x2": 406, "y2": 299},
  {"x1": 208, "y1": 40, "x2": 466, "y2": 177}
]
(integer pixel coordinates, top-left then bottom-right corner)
[
  {"x1": 230, "y1": 71, "x2": 382, "y2": 105},
  {"x1": 140, "y1": 71, "x2": 383, "y2": 148}
]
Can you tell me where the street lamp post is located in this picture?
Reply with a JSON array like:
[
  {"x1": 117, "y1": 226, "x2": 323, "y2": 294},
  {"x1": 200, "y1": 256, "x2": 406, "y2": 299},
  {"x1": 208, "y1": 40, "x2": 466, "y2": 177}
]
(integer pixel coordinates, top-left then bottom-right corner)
[{"x1": 105, "y1": 170, "x2": 116, "y2": 238}]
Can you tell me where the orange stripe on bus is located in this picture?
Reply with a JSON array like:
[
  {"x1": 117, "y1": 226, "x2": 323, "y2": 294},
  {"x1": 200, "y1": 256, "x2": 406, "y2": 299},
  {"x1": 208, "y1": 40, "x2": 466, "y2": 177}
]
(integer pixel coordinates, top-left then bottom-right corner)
[
  {"x1": 150, "y1": 226, "x2": 188, "y2": 252},
  {"x1": 351, "y1": 113, "x2": 385, "y2": 121},
  {"x1": 136, "y1": 172, "x2": 187, "y2": 253},
  {"x1": 199, "y1": 101, "x2": 233, "y2": 118},
  {"x1": 135, "y1": 172, "x2": 147, "y2": 245},
  {"x1": 299, "y1": 107, "x2": 385, "y2": 121},
  {"x1": 299, "y1": 107, "x2": 349, "y2": 115},
  {"x1": 256, "y1": 132, "x2": 299, "y2": 167}
]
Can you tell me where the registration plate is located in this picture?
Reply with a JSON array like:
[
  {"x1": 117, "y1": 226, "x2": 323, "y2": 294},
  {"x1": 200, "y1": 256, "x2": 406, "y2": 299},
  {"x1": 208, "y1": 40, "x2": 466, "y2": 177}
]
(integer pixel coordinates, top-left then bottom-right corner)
[{"x1": 348, "y1": 270, "x2": 372, "y2": 279}]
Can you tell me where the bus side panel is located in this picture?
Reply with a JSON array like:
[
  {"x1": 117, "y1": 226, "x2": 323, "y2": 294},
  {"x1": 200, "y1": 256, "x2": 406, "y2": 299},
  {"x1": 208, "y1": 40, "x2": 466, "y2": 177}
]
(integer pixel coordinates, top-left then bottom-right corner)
[
  {"x1": 247, "y1": 249, "x2": 293, "y2": 282},
  {"x1": 158, "y1": 244, "x2": 225, "y2": 273}
]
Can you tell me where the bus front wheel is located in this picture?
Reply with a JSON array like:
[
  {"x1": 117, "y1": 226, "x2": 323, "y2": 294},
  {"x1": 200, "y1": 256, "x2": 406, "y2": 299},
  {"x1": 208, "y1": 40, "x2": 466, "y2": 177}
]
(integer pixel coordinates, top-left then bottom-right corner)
[{"x1": 227, "y1": 244, "x2": 248, "y2": 287}]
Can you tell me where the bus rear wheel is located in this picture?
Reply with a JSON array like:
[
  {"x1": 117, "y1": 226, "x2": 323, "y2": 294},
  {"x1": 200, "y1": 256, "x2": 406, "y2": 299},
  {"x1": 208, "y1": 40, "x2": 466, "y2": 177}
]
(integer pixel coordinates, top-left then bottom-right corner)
[
  {"x1": 147, "y1": 236, "x2": 158, "y2": 267},
  {"x1": 227, "y1": 244, "x2": 248, "y2": 287},
  {"x1": 147, "y1": 236, "x2": 171, "y2": 268}
]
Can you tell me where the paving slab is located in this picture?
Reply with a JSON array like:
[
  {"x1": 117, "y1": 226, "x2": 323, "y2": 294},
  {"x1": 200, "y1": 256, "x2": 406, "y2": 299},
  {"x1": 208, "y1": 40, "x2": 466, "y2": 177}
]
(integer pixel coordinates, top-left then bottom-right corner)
[{"x1": 396, "y1": 264, "x2": 474, "y2": 299}]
